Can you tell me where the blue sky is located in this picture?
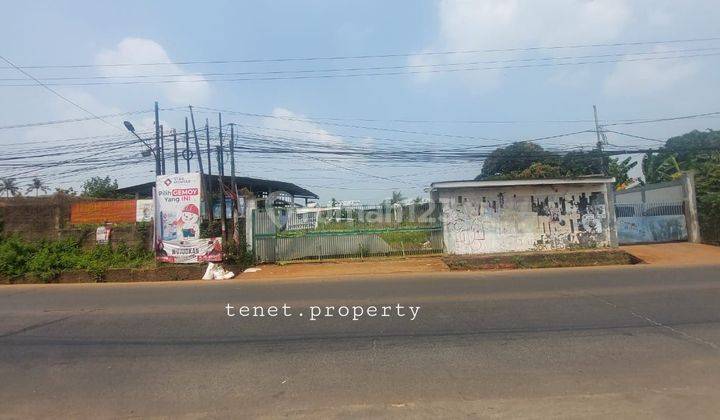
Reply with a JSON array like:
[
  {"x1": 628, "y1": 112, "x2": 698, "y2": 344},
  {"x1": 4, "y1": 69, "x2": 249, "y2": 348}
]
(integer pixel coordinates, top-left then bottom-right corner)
[{"x1": 2, "y1": 0, "x2": 720, "y2": 203}]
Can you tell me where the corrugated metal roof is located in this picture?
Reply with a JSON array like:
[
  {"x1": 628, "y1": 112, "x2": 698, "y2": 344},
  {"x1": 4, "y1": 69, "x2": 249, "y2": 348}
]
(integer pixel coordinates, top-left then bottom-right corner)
[{"x1": 116, "y1": 174, "x2": 318, "y2": 199}]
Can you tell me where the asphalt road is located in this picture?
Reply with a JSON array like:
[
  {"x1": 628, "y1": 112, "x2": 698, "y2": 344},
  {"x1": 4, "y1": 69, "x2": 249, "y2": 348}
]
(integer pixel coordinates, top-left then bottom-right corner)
[{"x1": 1, "y1": 263, "x2": 720, "y2": 418}]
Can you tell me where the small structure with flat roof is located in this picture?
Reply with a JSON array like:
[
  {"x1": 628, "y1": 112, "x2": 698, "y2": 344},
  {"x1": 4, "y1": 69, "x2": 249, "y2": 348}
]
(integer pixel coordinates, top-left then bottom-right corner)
[
  {"x1": 430, "y1": 177, "x2": 618, "y2": 254},
  {"x1": 116, "y1": 174, "x2": 318, "y2": 205}
]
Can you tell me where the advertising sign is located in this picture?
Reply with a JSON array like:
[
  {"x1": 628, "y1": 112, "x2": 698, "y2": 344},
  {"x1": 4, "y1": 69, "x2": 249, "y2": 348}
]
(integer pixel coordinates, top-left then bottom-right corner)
[
  {"x1": 96, "y1": 225, "x2": 111, "y2": 244},
  {"x1": 154, "y1": 173, "x2": 222, "y2": 263},
  {"x1": 136, "y1": 199, "x2": 154, "y2": 222}
]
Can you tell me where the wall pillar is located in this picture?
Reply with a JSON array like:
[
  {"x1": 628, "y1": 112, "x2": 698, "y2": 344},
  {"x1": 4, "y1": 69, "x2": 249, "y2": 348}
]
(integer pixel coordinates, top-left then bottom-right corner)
[
  {"x1": 604, "y1": 182, "x2": 619, "y2": 247},
  {"x1": 244, "y1": 197, "x2": 257, "y2": 251},
  {"x1": 682, "y1": 171, "x2": 701, "y2": 243}
]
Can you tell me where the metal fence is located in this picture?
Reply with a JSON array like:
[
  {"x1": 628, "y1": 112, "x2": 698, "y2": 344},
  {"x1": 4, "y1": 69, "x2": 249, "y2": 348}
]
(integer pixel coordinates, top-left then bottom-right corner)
[
  {"x1": 253, "y1": 203, "x2": 444, "y2": 262},
  {"x1": 614, "y1": 201, "x2": 685, "y2": 218},
  {"x1": 615, "y1": 201, "x2": 688, "y2": 244}
]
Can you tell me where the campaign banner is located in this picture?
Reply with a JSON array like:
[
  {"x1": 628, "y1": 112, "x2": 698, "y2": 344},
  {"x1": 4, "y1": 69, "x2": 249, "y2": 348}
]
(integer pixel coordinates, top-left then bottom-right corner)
[
  {"x1": 156, "y1": 173, "x2": 202, "y2": 241},
  {"x1": 156, "y1": 237, "x2": 223, "y2": 264},
  {"x1": 154, "y1": 173, "x2": 223, "y2": 263}
]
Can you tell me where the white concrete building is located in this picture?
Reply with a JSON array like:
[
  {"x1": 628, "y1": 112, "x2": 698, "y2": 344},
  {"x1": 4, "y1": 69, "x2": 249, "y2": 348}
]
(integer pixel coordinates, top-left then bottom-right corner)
[{"x1": 430, "y1": 178, "x2": 618, "y2": 255}]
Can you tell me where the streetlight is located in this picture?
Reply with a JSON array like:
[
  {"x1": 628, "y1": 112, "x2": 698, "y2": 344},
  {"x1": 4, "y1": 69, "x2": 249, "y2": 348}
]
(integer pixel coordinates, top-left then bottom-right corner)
[{"x1": 124, "y1": 120, "x2": 162, "y2": 175}]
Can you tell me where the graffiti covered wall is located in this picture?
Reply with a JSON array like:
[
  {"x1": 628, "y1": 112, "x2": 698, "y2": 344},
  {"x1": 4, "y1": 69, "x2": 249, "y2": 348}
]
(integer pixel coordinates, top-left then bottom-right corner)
[{"x1": 439, "y1": 185, "x2": 612, "y2": 254}]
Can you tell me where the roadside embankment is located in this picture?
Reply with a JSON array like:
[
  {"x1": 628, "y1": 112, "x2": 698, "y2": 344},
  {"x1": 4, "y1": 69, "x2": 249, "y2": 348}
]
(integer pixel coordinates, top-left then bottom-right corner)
[{"x1": 443, "y1": 248, "x2": 640, "y2": 271}]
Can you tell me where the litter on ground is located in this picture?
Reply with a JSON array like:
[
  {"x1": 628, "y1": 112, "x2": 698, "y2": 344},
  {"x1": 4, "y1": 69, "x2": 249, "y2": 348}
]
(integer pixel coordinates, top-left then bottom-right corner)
[{"x1": 202, "y1": 263, "x2": 235, "y2": 280}]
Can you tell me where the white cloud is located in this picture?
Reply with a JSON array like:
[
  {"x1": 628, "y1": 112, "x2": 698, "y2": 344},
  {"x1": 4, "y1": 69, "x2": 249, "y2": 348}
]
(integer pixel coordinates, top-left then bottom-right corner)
[
  {"x1": 95, "y1": 37, "x2": 210, "y2": 105},
  {"x1": 21, "y1": 88, "x2": 122, "y2": 142},
  {"x1": 604, "y1": 46, "x2": 700, "y2": 96},
  {"x1": 412, "y1": 0, "x2": 633, "y2": 89},
  {"x1": 260, "y1": 108, "x2": 344, "y2": 145}
]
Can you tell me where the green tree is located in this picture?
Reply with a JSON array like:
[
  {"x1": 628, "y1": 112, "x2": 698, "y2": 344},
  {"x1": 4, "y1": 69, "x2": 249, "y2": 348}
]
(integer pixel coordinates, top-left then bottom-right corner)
[
  {"x1": 516, "y1": 162, "x2": 564, "y2": 179},
  {"x1": 665, "y1": 129, "x2": 720, "y2": 165},
  {"x1": 477, "y1": 142, "x2": 559, "y2": 179},
  {"x1": 0, "y1": 178, "x2": 20, "y2": 197},
  {"x1": 81, "y1": 176, "x2": 119, "y2": 198},
  {"x1": 26, "y1": 177, "x2": 50, "y2": 197},
  {"x1": 54, "y1": 187, "x2": 77, "y2": 196},
  {"x1": 560, "y1": 150, "x2": 605, "y2": 176},
  {"x1": 607, "y1": 156, "x2": 638, "y2": 189},
  {"x1": 641, "y1": 152, "x2": 681, "y2": 184}
]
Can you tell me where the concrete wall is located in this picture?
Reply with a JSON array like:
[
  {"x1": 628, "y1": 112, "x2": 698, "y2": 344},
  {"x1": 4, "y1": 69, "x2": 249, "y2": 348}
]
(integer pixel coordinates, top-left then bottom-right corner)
[
  {"x1": 615, "y1": 180, "x2": 684, "y2": 204},
  {"x1": 0, "y1": 195, "x2": 74, "y2": 240},
  {"x1": 438, "y1": 183, "x2": 615, "y2": 255}
]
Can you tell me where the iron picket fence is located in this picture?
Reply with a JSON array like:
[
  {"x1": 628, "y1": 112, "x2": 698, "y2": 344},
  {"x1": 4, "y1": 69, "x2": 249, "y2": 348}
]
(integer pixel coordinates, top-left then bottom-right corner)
[{"x1": 253, "y1": 203, "x2": 444, "y2": 262}]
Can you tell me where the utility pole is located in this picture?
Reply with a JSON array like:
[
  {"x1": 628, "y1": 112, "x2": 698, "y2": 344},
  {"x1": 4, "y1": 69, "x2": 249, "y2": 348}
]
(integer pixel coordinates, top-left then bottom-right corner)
[
  {"x1": 205, "y1": 120, "x2": 213, "y2": 179},
  {"x1": 205, "y1": 119, "x2": 214, "y2": 218},
  {"x1": 229, "y1": 123, "x2": 236, "y2": 188},
  {"x1": 154, "y1": 101, "x2": 161, "y2": 176},
  {"x1": 184, "y1": 117, "x2": 191, "y2": 172},
  {"x1": 593, "y1": 105, "x2": 608, "y2": 175},
  {"x1": 189, "y1": 105, "x2": 211, "y2": 218},
  {"x1": 218, "y1": 113, "x2": 223, "y2": 156},
  {"x1": 172, "y1": 129, "x2": 179, "y2": 174},
  {"x1": 160, "y1": 124, "x2": 166, "y2": 175},
  {"x1": 229, "y1": 123, "x2": 239, "y2": 246},
  {"x1": 217, "y1": 146, "x2": 227, "y2": 240}
]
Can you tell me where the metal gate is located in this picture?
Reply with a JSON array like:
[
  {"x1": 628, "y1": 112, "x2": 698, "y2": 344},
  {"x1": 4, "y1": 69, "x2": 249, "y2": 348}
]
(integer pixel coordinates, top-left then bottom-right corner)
[
  {"x1": 615, "y1": 201, "x2": 688, "y2": 244},
  {"x1": 252, "y1": 203, "x2": 444, "y2": 262}
]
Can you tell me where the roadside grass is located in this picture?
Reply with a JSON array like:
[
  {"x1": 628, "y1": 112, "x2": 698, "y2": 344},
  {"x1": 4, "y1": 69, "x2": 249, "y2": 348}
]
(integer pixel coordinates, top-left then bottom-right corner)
[
  {"x1": 379, "y1": 230, "x2": 431, "y2": 250},
  {"x1": 444, "y1": 249, "x2": 640, "y2": 271},
  {"x1": 0, "y1": 235, "x2": 154, "y2": 281}
]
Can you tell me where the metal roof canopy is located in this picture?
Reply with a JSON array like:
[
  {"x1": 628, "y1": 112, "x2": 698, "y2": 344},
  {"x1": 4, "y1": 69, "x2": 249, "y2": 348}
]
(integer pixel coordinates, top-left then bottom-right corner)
[
  {"x1": 431, "y1": 177, "x2": 615, "y2": 190},
  {"x1": 116, "y1": 174, "x2": 318, "y2": 199}
]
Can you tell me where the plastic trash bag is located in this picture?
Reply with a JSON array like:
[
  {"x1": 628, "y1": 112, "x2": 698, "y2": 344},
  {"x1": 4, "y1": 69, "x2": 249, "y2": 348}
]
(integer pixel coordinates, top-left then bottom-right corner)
[{"x1": 202, "y1": 262, "x2": 235, "y2": 280}]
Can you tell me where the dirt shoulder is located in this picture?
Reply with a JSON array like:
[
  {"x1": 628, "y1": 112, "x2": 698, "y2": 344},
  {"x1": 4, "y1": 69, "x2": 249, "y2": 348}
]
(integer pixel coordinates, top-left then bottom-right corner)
[
  {"x1": 240, "y1": 255, "x2": 449, "y2": 280},
  {"x1": 443, "y1": 248, "x2": 637, "y2": 271},
  {"x1": 620, "y1": 242, "x2": 720, "y2": 266}
]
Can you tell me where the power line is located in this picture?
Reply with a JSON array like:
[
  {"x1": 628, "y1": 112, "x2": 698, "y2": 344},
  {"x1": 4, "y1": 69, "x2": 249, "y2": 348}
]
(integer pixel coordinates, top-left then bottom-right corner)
[
  {"x1": 0, "y1": 107, "x2": 184, "y2": 130},
  {"x1": 0, "y1": 54, "x2": 124, "y2": 132},
  {"x1": 3, "y1": 46, "x2": 718, "y2": 82},
  {"x1": 604, "y1": 130, "x2": 666, "y2": 143},
  {"x1": 4, "y1": 50, "x2": 720, "y2": 86},
  {"x1": 6, "y1": 36, "x2": 719, "y2": 69},
  {"x1": 604, "y1": 111, "x2": 720, "y2": 126}
]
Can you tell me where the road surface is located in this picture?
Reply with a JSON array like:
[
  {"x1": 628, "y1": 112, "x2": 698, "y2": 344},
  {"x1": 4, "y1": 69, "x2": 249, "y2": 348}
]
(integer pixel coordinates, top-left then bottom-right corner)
[{"x1": 1, "y1": 263, "x2": 720, "y2": 418}]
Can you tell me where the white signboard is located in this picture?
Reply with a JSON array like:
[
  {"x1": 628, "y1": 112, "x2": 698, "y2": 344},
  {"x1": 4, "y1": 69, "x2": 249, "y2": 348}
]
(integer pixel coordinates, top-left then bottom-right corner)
[
  {"x1": 96, "y1": 225, "x2": 111, "y2": 244},
  {"x1": 154, "y1": 173, "x2": 222, "y2": 263},
  {"x1": 136, "y1": 199, "x2": 154, "y2": 222}
]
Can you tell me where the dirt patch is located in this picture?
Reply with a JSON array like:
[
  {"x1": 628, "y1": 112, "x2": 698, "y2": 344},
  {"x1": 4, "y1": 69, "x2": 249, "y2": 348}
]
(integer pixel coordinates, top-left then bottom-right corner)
[
  {"x1": 240, "y1": 255, "x2": 449, "y2": 280},
  {"x1": 444, "y1": 248, "x2": 639, "y2": 271},
  {"x1": 621, "y1": 242, "x2": 720, "y2": 266}
]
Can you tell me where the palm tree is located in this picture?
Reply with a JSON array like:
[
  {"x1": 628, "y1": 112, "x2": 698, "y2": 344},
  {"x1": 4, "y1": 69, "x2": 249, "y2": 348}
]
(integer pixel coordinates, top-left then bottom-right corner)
[
  {"x1": 26, "y1": 177, "x2": 50, "y2": 197},
  {"x1": 390, "y1": 191, "x2": 405, "y2": 205},
  {"x1": 0, "y1": 178, "x2": 20, "y2": 198}
]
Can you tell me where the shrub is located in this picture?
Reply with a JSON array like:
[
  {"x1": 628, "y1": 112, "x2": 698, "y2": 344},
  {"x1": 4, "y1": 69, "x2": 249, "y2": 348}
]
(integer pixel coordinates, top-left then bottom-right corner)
[{"x1": 0, "y1": 236, "x2": 153, "y2": 281}]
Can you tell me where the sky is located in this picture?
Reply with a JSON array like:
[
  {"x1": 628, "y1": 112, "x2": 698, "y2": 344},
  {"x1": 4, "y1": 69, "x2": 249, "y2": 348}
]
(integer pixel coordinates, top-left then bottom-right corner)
[{"x1": 2, "y1": 0, "x2": 720, "y2": 203}]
